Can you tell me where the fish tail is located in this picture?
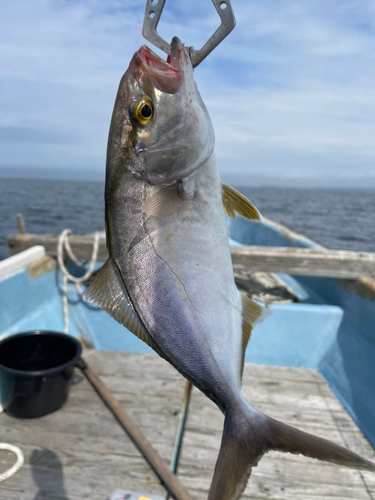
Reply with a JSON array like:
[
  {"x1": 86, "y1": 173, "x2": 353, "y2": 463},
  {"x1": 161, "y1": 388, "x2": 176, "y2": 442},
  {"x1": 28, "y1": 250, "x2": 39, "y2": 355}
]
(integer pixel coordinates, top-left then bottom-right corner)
[{"x1": 208, "y1": 401, "x2": 375, "y2": 500}]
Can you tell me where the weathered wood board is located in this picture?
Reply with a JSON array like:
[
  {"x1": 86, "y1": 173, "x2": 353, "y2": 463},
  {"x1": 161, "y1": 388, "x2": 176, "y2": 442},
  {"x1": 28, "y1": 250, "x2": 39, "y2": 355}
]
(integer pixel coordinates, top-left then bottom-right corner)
[
  {"x1": 7, "y1": 233, "x2": 375, "y2": 279},
  {"x1": 0, "y1": 351, "x2": 374, "y2": 500},
  {"x1": 7, "y1": 232, "x2": 109, "y2": 263},
  {"x1": 231, "y1": 245, "x2": 375, "y2": 279}
]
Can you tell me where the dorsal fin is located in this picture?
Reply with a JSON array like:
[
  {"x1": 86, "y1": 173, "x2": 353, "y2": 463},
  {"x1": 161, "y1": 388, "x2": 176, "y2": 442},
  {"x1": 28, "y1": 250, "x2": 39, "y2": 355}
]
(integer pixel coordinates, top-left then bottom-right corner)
[
  {"x1": 83, "y1": 257, "x2": 159, "y2": 352},
  {"x1": 240, "y1": 293, "x2": 272, "y2": 376},
  {"x1": 222, "y1": 183, "x2": 262, "y2": 221}
]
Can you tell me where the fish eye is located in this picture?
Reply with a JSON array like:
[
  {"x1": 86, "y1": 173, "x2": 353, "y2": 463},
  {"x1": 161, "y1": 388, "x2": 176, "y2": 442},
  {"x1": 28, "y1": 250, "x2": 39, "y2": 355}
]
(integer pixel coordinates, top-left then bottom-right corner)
[{"x1": 135, "y1": 98, "x2": 154, "y2": 125}]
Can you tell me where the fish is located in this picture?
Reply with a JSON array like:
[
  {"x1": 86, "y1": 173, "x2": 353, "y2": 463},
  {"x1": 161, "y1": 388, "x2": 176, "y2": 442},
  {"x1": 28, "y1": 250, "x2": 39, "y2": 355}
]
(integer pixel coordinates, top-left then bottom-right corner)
[{"x1": 84, "y1": 36, "x2": 375, "y2": 500}]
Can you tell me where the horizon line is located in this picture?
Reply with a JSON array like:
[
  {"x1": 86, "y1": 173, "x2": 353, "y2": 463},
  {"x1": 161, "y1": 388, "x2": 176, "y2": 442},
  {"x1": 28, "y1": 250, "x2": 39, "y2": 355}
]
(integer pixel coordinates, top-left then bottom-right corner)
[{"x1": 1, "y1": 171, "x2": 375, "y2": 190}]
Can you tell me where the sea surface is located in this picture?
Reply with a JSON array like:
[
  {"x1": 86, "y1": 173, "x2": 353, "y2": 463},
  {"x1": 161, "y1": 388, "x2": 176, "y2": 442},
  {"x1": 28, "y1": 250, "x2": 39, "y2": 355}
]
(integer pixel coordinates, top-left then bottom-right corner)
[{"x1": 0, "y1": 177, "x2": 374, "y2": 261}]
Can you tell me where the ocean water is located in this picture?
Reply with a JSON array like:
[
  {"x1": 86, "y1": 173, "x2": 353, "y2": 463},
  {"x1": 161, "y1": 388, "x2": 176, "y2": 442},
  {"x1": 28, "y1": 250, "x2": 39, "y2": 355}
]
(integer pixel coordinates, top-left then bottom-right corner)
[
  {"x1": 240, "y1": 186, "x2": 375, "y2": 253},
  {"x1": 0, "y1": 178, "x2": 105, "y2": 261},
  {"x1": 0, "y1": 177, "x2": 374, "y2": 261}
]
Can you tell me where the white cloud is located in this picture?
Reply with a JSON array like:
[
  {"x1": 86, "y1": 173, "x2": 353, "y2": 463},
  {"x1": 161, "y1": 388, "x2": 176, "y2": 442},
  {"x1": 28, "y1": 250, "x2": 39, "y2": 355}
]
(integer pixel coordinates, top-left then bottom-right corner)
[{"x1": 0, "y1": 0, "x2": 375, "y2": 185}]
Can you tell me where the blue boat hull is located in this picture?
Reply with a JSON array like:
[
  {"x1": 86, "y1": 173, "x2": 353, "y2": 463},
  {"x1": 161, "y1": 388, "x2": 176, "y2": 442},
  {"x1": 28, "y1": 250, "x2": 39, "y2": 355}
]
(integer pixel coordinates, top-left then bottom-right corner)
[{"x1": 1, "y1": 216, "x2": 374, "y2": 449}]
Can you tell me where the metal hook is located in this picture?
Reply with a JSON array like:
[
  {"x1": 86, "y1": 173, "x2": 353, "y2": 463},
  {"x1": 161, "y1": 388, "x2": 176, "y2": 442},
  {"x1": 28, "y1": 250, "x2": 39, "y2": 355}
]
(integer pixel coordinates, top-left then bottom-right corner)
[{"x1": 142, "y1": 0, "x2": 236, "y2": 68}]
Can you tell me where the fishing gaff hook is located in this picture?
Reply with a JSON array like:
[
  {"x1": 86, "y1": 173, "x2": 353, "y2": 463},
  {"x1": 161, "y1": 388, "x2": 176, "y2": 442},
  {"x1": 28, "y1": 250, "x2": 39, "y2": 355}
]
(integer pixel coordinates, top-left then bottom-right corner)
[{"x1": 142, "y1": 0, "x2": 236, "y2": 68}]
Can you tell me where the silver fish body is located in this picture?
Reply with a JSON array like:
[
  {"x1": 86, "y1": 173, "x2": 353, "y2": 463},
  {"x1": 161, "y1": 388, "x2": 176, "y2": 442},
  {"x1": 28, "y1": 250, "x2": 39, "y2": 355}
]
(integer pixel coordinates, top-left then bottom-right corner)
[
  {"x1": 109, "y1": 153, "x2": 244, "y2": 408},
  {"x1": 86, "y1": 37, "x2": 375, "y2": 500}
]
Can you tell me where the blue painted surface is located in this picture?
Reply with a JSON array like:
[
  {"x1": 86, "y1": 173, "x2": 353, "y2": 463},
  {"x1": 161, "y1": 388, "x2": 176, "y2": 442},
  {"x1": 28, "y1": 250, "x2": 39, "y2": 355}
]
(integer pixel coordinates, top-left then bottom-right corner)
[
  {"x1": 0, "y1": 268, "x2": 58, "y2": 332},
  {"x1": 0, "y1": 268, "x2": 152, "y2": 354},
  {"x1": 228, "y1": 217, "x2": 322, "y2": 250},
  {"x1": 296, "y1": 275, "x2": 375, "y2": 345},
  {"x1": 1, "y1": 215, "x2": 375, "y2": 448},
  {"x1": 319, "y1": 320, "x2": 375, "y2": 445},
  {"x1": 247, "y1": 303, "x2": 343, "y2": 368}
]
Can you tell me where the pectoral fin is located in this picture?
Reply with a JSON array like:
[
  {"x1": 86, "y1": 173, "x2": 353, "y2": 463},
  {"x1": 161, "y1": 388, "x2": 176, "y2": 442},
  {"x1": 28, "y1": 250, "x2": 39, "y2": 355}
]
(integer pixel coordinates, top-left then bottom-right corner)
[
  {"x1": 240, "y1": 293, "x2": 272, "y2": 375},
  {"x1": 83, "y1": 257, "x2": 159, "y2": 353},
  {"x1": 222, "y1": 183, "x2": 262, "y2": 221},
  {"x1": 141, "y1": 184, "x2": 192, "y2": 219}
]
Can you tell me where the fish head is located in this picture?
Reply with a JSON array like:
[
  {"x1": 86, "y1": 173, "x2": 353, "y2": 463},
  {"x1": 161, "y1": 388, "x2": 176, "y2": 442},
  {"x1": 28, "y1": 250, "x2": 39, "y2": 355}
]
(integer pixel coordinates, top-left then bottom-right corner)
[{"x1": 107, "y1": 37, "x2": 215, "y2": 185}]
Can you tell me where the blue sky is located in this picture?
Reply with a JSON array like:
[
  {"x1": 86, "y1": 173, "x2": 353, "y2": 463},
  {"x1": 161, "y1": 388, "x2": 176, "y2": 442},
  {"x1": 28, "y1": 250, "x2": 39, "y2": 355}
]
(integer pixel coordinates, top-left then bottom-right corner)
[{"x1": 1, "y1": 0, "x2": 375, "y2": 186}]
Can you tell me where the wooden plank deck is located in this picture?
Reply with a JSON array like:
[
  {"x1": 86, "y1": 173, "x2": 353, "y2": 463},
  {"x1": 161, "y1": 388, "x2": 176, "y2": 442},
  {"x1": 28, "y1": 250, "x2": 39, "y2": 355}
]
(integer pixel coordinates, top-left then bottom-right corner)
[
  {"x1": 0, "y1": 350, "x2": 374, "y2": 500},
  {"x1": 7, "y1": 231, "x2": 375, "y2": 280}
]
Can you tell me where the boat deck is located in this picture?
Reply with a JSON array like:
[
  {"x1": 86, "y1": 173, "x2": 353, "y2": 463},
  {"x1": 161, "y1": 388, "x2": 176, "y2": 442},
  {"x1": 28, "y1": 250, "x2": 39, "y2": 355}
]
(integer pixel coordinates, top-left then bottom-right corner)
[{"x1": 0, "y1": 350, "x2": 374, "y2": 500}]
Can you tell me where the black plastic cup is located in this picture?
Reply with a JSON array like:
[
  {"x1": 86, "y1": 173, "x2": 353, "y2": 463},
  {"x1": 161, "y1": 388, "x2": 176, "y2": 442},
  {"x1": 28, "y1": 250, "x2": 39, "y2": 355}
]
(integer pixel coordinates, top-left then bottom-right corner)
[{"x1": 0, "y1": 331, "x2": 82, "y2": 418}]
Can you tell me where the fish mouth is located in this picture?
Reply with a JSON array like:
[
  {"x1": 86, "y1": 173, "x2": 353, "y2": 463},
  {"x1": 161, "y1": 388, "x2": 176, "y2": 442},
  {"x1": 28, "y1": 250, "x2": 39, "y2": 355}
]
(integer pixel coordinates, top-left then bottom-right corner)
[
  {"x1": 168, "y1": 36, "x2": 188, "y2": 71},
  {"x1": 132, "y1": 37, "x2": 190, "y2": 94}
]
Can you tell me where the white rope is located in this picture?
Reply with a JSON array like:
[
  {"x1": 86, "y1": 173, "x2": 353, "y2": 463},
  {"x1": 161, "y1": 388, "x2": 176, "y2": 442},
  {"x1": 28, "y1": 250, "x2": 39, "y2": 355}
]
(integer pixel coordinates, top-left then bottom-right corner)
[
  {"x1": 57, "y1": 229, "x2": 100, "y2": 333},
  {"x1": 0, "y1": 443, "x2": 24, "y2": 482},
  {"x1": 0, "y1": 371, "x2": 24, "y2": 483},
  {"x1": 0, "y1": 405, "x2": 24, "y2": 482}
]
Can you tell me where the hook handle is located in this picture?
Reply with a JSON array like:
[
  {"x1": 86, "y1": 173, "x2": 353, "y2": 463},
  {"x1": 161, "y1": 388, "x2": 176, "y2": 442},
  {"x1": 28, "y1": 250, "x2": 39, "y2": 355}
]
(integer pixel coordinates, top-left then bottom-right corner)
[
  {"x1": 189, "y1": 1, "x2": 236, "y2": 68},
  {"x1": 142, "y1": 0, "x2": 170, "y2": 56},
  {"x1": 142, "y1": 0, "x2": 236, "y2": 68}
]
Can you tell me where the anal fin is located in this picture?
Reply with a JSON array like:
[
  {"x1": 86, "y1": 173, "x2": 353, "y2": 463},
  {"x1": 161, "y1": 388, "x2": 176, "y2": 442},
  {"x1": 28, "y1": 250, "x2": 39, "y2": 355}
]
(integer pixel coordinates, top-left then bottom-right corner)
[
  {"x1": 83, "y1": 257, "x2": 158, "y2": 352},
  {"x1": 240, "y1": 293, "x2": 272, "y2": 374},
  {"x1": 222, "y1": 183, "x2": 262, "y2": 221}
]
